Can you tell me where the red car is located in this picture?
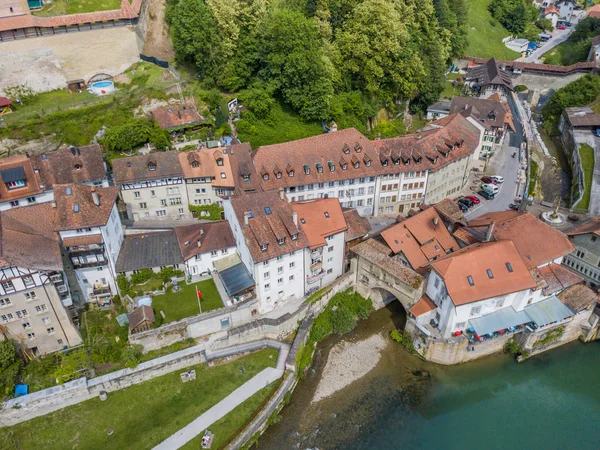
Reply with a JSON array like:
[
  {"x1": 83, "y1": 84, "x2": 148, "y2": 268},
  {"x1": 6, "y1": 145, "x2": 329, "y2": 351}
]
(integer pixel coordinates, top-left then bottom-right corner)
[
  {"x1": 557, "y1": 25, "x2": 566, "y2": 30},
  {"x1": 481, "y1": 176, "x2": 498, "y2": 184},
  {"x1": 465, "y1": 195, "x2": 481, "y2": 204}
]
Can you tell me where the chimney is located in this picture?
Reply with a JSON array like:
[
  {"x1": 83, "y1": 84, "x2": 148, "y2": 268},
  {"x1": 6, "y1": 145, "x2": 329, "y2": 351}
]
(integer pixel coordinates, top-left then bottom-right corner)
[
  {"x1": 244, "y1": 212, "x2": 249, "y2": 226},
  {"x1": 197, "y1": 239, "x2": 202, "y2": 248},
  {"x1": 292, "y1": 210, "x2": 298, "y2": 226},
  {"x1": 92, "y1": 191, "x2": 100, "y2": 206},
  {"x1": 200, "y1": 228, "x2": 204, "y2": 236},
  {"x1": 51, "y1": 201, "x2": 57, "y2": 208},
  {"x1": 433, "y1": 216, "x2": 439, "y2": 226},
  {"x1": 279, "y1": 188, "x2": 284, "y2": 200},
  {"x1": 485, "y1": 222, "x2": 495, "y2": 242}
]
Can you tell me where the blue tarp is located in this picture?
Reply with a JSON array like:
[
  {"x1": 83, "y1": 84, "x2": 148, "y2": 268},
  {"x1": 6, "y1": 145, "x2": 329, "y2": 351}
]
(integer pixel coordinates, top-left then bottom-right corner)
[
  {"x1": 469, "y1": 307, "x2": 531, "y2": 336},
  {"x1": 15, "y1": 384, "x2": 28, "y2": 397},
  {"x1": 528, "y1": 42, "x2": 538, "y2": 49},
  {"x1": 219, "y1": 263, "x2": 255, "y2": 296},
  {"x1": 524, "y1": 296, "x2": 573, "y2": 327}
]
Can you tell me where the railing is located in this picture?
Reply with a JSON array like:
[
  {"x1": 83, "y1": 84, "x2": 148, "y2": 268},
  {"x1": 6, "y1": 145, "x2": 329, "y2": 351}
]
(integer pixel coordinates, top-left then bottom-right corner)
[
  {"x1": 72, "y1": 261, "x2": 106, "y2": 269},
  {"x1": 92, "y1": 286, "x2": 112, "y2": 296},
  {"x1": 310, "y1": 261, "x2": 323, "y2": 271},
  {"x1": 307, "y1": 269, "x2": 326, "y2": 284},
  {"x1": 67, "y1": 248, "x2": 105, "y2": 257}
]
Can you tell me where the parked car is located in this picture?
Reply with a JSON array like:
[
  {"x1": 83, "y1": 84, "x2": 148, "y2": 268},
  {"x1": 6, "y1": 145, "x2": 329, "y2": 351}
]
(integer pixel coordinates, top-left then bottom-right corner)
[
  {"x1": 481, "y1": 183, "x2": 499, "y2": 194},
  {"x1": 507, "y1": 203, "x2": 519, "y2": 210},
  {"x1": 457, "y1": 198, "x2": 473, "y2": 208},
  {"x1": 456, "y1": 202, "x2": 468, "y2": 212},
  {"x1": 479, "y1": 190, "x2": 495, "y2": 200},
  {"x1": 557, "y1": 25, "x2": 566, "y2": 30},
  {"x1": 481, "y1": 176, "x2": 498, "y2": 184},
  {"x1": 490, "y1": 175, "x2": 504, "y2": 183},
  {"x1": 465, "y1": 195, "x2": 481, "y2": 204}
]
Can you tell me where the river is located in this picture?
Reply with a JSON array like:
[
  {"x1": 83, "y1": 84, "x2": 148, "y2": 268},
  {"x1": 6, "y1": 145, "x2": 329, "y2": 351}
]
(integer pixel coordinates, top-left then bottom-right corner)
[{"x1": 258, "y1": 304, "x2": 600, "y2": 450}]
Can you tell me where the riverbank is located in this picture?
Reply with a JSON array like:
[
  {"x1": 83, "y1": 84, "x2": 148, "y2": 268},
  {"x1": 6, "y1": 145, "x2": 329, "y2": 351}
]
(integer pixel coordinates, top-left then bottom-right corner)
[
  {"x1": 313, "y1": 333, "x2": 388, "y2": 403},
  {"x1": 258, "y1": 304, "x2": 600, "y2": 450}
]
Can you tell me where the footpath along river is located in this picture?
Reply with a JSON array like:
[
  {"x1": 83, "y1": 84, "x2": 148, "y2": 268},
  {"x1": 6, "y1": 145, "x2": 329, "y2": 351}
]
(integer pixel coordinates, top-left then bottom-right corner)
[{"x1": 258, "y1": 303, "x2": 600, "y2": 450}]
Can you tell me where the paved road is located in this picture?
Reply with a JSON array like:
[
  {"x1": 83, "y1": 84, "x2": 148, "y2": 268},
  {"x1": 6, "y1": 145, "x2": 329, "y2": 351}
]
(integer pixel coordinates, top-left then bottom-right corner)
[{"x1": 465, "y1": 97, "x2": 524, "y2": 219}]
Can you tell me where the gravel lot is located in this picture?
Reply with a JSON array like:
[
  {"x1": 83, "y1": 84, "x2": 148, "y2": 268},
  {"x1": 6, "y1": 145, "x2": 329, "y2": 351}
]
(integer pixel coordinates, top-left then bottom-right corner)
[{"x1": 0, "y1": 27, "x2": 140, "y2": 94}]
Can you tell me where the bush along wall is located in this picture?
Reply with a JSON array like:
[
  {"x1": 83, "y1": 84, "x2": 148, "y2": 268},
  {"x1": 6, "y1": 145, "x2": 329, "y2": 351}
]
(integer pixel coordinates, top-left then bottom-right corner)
[{"x1": 189, "y1": 203, "x2": 224, "y2": 220}]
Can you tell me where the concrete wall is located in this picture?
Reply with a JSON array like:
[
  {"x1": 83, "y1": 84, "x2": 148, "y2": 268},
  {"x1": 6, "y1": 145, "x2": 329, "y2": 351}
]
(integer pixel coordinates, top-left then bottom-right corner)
[{"x1": 512, "y1": 72, "x2": 586, "y2": 92}]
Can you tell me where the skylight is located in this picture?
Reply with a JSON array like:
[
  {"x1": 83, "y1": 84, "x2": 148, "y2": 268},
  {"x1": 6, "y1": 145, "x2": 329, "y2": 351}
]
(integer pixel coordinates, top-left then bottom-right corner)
[
  {"x1": 324, "y1": 211, "x2": 330, "y2": 218},
  {"x1": 65, "y1": 187, "x2": 72, "y2": 196},
  {"x1": 300, "y1": 218, "x2": 306, "y2": 224},
  {"x1": 486, "y1": 269, "x2": 494, "y2": 279},
  {"x1": 467, "y1": 275, "x2": 474, "y2": 286},
  {"x1": 248, "y1": 211, "x2": 254, "y2": 218},
  {"x1": 505, "y1": 262, "x2": 513, "y2": 273},
  {"x1": 264, "y1": 207, "x2": 272, "y2": 215}
]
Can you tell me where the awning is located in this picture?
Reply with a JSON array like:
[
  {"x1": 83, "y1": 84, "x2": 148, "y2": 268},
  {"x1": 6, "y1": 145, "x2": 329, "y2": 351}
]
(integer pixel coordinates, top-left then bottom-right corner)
[
  {"x1": 0, "y1": 167, "x2": 25, "y2": 183},
  {"x1": 219, "y1": 263, "x2": 255, "y2": 296},
  {"x1": 469, "y1": 307, "x2": 531, "y2": 336},
  {"x1": 524, "y1": 295, "x2": 573, "y2": 327}
]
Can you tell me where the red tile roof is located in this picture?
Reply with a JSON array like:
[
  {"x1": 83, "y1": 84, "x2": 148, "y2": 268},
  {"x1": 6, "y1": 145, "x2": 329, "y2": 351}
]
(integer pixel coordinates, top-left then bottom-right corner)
[
  {"x1": 31, "y1": 144, "x2": 106, "y2": 187},
  {"x1": 566, "y1": 217, "x2": 600, "y2": 236},
  {"x1": 61, "y1": 234, "x2": 103, "y2": 247},
  {"x1": 291, "y1": 198, "x2": 347, "y2": 249},
  {"x1": 0, "y1": 154, "x2": 44, "y2": 202},
  {"x1": 544, "y1": 5, "x2": 559, "y2": 15},
  {"x1": 151, "y1": 103, "x2": 206, "y2": 130},
  {"x1": 229, "y1": 190, "x2": 309, "y2": 263},
  {"x1": 381, "y1": 207, "x2": 458, "y2": 270},
  {"x1": 178, "y1": 148, "x2": 234, "y2": 188},
  {"x1": 128, "y1": 305, "x2": 155, "y2": 331},
  {"x1": 112, "y1": 151, "x2": 183, "y2": 184},
  {"x1": 53, "y1": 184, "x2": 119, "y2": 230},
  {"x1": 430, "y1": 241, "x2": 537, "y2": 306},
  {"x1": 558, "y1": 284, "x2": 599, "y2": 312},
  {"x1": 409, "y1": 294, "x2": 437, "y2": 317},
  {"x1": 174, "y1": 221, "x2": 235, "y2": 261},
  {"x1": 343, "y1": 208, "x2": 371, "y2": 242},
  {"x1": 536, "y1": 263, "x2": 582, "y2": 296}
]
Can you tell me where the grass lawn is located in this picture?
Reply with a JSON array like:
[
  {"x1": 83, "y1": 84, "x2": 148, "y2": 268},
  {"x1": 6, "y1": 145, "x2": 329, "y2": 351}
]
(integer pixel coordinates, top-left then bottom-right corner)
[
  {"x1": 180, "y1": 383, "x2": 278, "y2": 449},
  {"x1": 0, "y1": 349, "x2": 278, "y2": 450},
  {"x1": 32, "y1": 0, "x2": 120, "y2": 16},
  {"x1": 151, "y1": 279, "x2": 223, "y2": 325},
  {"x1": 440, "y1": 81, "x2": 463, "y2": 100},
  {"x1": 465, "y1": 0, "x2": 520, "y2": 60},
  {"x1": 236, "y1": 101, "x2": 323, "y2": 149},
  {"x1": 132, "y1": 278, "x2": 164, "y2": 296},
  {"x1": 543, "y1": 39, "x2": 591, "y2": 66},
  {"x1": 575, "y1": 144, "x2": 594, "y2": 210},
  {"x1": 528, "y1": 159, "x2": 539, "y2": 196}
]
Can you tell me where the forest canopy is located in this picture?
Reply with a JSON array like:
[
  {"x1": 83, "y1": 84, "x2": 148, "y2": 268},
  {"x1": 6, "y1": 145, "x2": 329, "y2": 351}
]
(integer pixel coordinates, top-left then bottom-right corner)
[{"x1": 166, "y1": 0, "x2": 468, "y2": 120}]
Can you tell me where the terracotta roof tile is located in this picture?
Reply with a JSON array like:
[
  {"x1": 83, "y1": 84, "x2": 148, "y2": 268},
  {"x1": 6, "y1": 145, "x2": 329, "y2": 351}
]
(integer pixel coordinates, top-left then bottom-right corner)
[
  {"x1": 350, "y1": 238, "x2": 423, "y2": 288},
  {"x1": 31, "y1": 144, "x2": 106, "y2": 186},
  {"x1": 430, "y1": 241, "x2": 537, "y2": 306},
  {"x1": 229, "y1": 191, "x2": 309, "y2": 263},
  {"x1": 0, "y1": 154, "x2": 44, "y2": 202},
  {"x1": 450, "y1": 96, "x2": 515, "y2": 132},
  {"x1": 174, "y1": 221, "x2": 235, "y2": 261},
  {"x1": 178, "y1": 148, "x2": 234, "y2": 188},
  {"x1": 128, "y1": 305, "x2": 155, "y2": 331},
  {"x1": 112, "y1": 151, "x2": 183, "y2": 184},
  {"x1": 566, "y1": 217, "x2": 600, "y2": 236},
  {"x1": 409, "y1": 294, "x2": 437, "y2": 317},
  {"x1": 453, "y1": 228, "x2": 480, "y2": 245},
  {"x1": 558, "y1": 284, "x2": 599, "y2": 312},
  {"x1": 151, "y1": 103, "x2": 207, "y2": 130},
  {"x1": 61, "y1": 234, "x2": 103, "y2": 247},
  {"x1": 537, "y1": 263, "x2": 582, "y2": 296},
  {"x1": 381, "y1": 207, "x2": 458, "y2": 269},
  {"x1": 291, "y1": 198, "x2": 347, "y2": 249},
  {"x1": 343, "y1": 208, "x2": 371, "y2": 242},
  {"x1": 53, "y1": 184, "x2": 118, "y2": 230}
]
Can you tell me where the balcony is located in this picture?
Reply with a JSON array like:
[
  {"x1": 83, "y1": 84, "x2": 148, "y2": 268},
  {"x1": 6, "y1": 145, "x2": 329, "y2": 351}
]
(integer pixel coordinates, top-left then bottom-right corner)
[
  {"x1": 310, "y1": 260, "x2": 323, "y2": 271},
  {"x1": 307, "y1": 269, "x2": 326, "y2": 284},
  {"x1": 93, "y1": 286, "x2": 112, "y2": 296},
  {"x1": 310, "y1": 249, "x2": 323, "y2": 259},
  {"x1": 67, "y1": 248, "x2": 105, "y2": 257},
  {"x1": 72, "y1": 260, "x2": 106, "y2": 269}
]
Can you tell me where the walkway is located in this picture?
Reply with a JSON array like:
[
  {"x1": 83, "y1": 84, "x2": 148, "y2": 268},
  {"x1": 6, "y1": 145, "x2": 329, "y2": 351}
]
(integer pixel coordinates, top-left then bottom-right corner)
[{"x1": 152, "y1": 341, "x2": 289, "y2": 450}]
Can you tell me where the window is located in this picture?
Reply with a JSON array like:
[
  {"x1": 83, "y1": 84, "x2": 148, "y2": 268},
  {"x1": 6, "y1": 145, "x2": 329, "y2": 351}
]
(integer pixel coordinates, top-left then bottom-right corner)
[
  {"x1": 264, "y1": 283, "x2": 271, "y2": 290},
  {"x1": 211, "y1": 250, "x2": 218, "y2": 257},
  {"x1": 27, "y1": 333, "x2": 36, "y2": 340},
  {"x1": 22, "y1": 322, "x2": 31, "y2": 330},
  {"x1": 9, "y1": 200, "x2": 18, "y2": 207},
  {"x1": 160, "y1": 199, "x2": 167, "y2": 206},
  {"x1": 57, "y1": 339, "x2": 64, "y2": 346},
  {"x1": 278, "y1": 266, "x2": 284, "y2": 274},
  {"x1": 179, "y1": 208, "x2": 185, "y2": 215},
  {"x1": 328, "y1": 246, "x2": 334, "y2": 252},
  {"x1": 495, "y1": 298, "x2": 505, "y2": 308},
  {"x1": 505, "y1": 262, "x2": 513, "y2": 273},
  {"x1": 277, "y1": 255, "x2": 283, "y2": 261},
  {"x1": 469, "y1": 305, "x2": 481, "y2": 316},
  {"x1": 456, "y1": 322, "x2": 466, "y2": 329},
  {"x1": 134, "y1": 191, "x2": 141, "y2": 198},
  {"x1": 467, "y1": 276, "x2": 474, "y2": 286},
  {"x1": 434, "y1": 277, "x2": 440, "y2": 288},
  {"x1": 35, "y1": 304, "x2": 48, "y2": 314},
  {"x1": 289, "y1": 275, "x2": 295, "y2": 281},
  {"x1": 327, "y1": 235, "x2": 333, "y2": 241},
  {"x1": 264, "y1": 271, "x2": 270, "y2": 279},
  {"x1": 221, "y1": 249, "x2": 227, "y2": 255},
  {"x1": 289, "y1": 262, "x2": 295, "y2": 269},
  {"x1": 139, "y1": 202, "x2": 147, "y2": 209},
  {"x1": 169, "y1": 197, "x2": 182, "y2": 205},
  {"x1": 277, "y1": 277, "x2": 283, "y2": 285},
  {"x1": 260, "y1": 243, "x2": 268, "y2": 252},
  {"x1": 216, "y1": 158, "x2": 224, "y2": 166},
  {"x1": 327, "y1": 257, "x2": 333, "y2": 263},
  {"x1": 0, "y1": 298, "x2": 11, "y2": 307},
  {"x1": 195, "y1": 254, "x2": 202, "y2": 261},
  {"x1": 148, "y1": 162, "x2": 156, "y2": 171},
  {"x1": 156, "y1": 210, "x2": 167, "y2": 216},
  {"x1": 486, "y1": 269, "x2": 494, "y2": 279},
  {"x1": 1, "y1": 281, "x2": 14, "y2": 292},
  {"x1": 6, "y1": 179, "x2": 26, "y2": 189},
  {"x1": 327, "y1": 268, "x2": 333, "y2": 274},
  {"x1": 277, "y1": 237, "x2": 286, "y2": 246},
  {"x1": 47, "y1": 327, "x2": 55, "y2": 335},
  {"x1": 263, "y1": 261, "x2": 269, "y2": 266}
]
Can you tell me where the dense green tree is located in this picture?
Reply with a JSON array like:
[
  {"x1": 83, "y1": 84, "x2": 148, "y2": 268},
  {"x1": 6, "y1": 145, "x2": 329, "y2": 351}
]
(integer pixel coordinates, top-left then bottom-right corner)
[
  {"x1": 433, "y1": 0, "x2": 468, "y2": 57},
  {"x1": 0, "y1": 340, "x2": 19, "y2": 398},
  {"x1": 260, "y1": 9, "x2": 334, "y2": 119},
  {"x1": 489, "y1": 0, "x2": 538, "y2": 35},
  {"x1": 102, "y1": 119, "x2": 170, "y2": 153},
  {"x1": 240, "y1": 83, "x2": 276, "y2": 119}
]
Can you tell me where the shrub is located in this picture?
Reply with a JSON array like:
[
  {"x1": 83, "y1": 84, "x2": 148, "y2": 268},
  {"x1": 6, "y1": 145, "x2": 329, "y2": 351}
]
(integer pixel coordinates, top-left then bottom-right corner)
[
  {"x1": 102, "y1": 118, "x2": 171, "y2": 153},
  {"x1": 130, "y1": 268, "x2": 154, "y2": 285},
  {"x1": 390, "y1": 329, "x2": 417, "y2": 354},
  {"x1": 188, "y1": 203, "x2": 223, "y2": 220},
  {"x1": 157, "y1": 267, "x2": 184, "y2": 283},
  {"x1": 330, "y1": 306, "x2": 356, "y2": 335},
  {"x1": 116, "y1": 274, "x2": 133, "y2": 297},
  {"x1": 121, "y1": 345, "x2": 144, "y2": 368}
]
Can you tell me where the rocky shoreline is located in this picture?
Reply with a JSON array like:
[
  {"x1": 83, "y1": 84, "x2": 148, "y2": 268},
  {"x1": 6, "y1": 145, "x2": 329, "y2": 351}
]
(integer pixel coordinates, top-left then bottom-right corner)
[{"x1": 312, "y1": 333, "x2": 388, "y2": 403}]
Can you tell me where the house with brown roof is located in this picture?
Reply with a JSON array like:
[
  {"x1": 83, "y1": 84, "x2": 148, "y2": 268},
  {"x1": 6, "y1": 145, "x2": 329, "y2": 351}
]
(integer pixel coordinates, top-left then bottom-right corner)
[
  {"x1": 224, "y1": 190, "x2": 310, "y2": 312},
  {"x1": 342, "y1": 208, "x2": 371, "y2": 269},
  {"x1": 563, "y1": 217, "x2": 600, "y2": 290},
  {"x1": 175, "y1": 221, "x2": 236, "y2": 277},
  {"x1": 128, "y1": 305, "x2": 155, "y2": 333},
  {"x1": 465, "y1": 58, "x2": 513, "y2": 99},
  {"x1": 150, "y1": 103, "x2": 208, "y2": 131},
  {"x1": 112, "y1": 151, "x2": 189, "y2": 222},
  {"x1": 291, "y1": 198, "x2": 348, "y2": 292},
  {"x1": 0, "y1": 154, "x2": 49, "y2": 211}
]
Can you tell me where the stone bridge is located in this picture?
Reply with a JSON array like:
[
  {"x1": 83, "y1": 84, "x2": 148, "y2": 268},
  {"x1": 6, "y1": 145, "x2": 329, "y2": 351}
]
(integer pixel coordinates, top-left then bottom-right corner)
[{"x1": 512, "y1": 71, "x2": 587, "y2": 92}]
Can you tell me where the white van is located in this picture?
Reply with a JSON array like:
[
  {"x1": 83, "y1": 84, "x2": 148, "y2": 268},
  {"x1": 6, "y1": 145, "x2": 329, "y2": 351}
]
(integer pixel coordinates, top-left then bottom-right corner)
[{"x1": 482, "y1": 183, "x2": 499, "y2": 194}]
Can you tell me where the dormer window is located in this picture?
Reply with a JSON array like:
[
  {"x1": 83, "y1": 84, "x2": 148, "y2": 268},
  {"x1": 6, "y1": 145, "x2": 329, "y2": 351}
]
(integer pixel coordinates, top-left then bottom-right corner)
[
  {"x1": 216, "y1": 158, "x2": 224, "y2": 166},
  {"x1": 366, "y1": 160, "x2": 371, "y2": 167},
  {"x1": 286, "y1": 164, "x2": 294, "y2": 177},
  {"x1": 354, "y1": 143, "x2": 362, "y2": 153},
  {"x1": 274, "y1": 165, "x2": 282, "y2": 179},
  {"x1": 260, "y1": 243, "x2": 268, "y2": 252},
  {"x1": 263, "y1": 174, "x2": 269, "y2": 180},
  {"x1": 342, "y1": 144, "x2": 350, "y2": 154},
  {"x1": 382, "y1": 159, "x2": 389, "y2": 167},
  {"x1": 1, "y1": 167, "x2": 27, "y2": 190},
  {"x1": 291, "y1": 233, "x2": 298, "y2": 241},
  {"x1": 276, "y1": 172, "x2": 282, "y2": 179},
  {"x1": 316, "y1": 163, "x2": 323, "y2": 173},
  {"x1": 342, "y1": 163, "x2": 347, "y2": 170},
  {"x1": 148, "y1": 162, "x2": 156, "y2": 171},
  {"x1": 192, "y1": 161, "x2": 199, "y2": 168},
  {"x1": 303, "y1": 164, "x2": 310, "y2": 175},
  {"x1": 74, "y1": 164, "x2": 82, "y2": 171},
  {"x1": 328, "y1": 161, "x2": 335, "y2": 172},
  {"x1": 277, "y1": 237, "x2": 286, "y2": 246}
]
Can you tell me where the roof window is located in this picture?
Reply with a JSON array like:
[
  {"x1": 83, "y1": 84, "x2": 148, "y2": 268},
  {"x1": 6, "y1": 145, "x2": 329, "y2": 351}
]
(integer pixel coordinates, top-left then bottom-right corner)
[
  {"x1": 248, "y1": 211, "x2": 254, "y2": 218},
  {"x1": 277, "y1": 237, "x2": 286, "y2": 246},
  {"x1": 505, "y1": 262, "x2": 513, "y2": 273},
  {"x1": 342, "y1": 144, "x2": 350, "y2": 154},
  {"x1": 486, "y1": 269, "x2": 494, "y2": 279},
  {"x1": 216, "y1": 158, "x2": 224, "y2": 166},
  {"x1": 264, "y1": 207, "x2": 272, "y2": 215},
  {"x1": 300, "y1": 218, "x2": 306, "y2": 224},
  {"x1": 127, "y1": 162, "x2": 132, "y2": 167},
  {"x1": 65, "y1": 187, "x2": 72, "y2": 196},
  {"x1": 263, "y1": 173, "x2": 269, "y2": 180},
  {"x1": 291, "y1": 233, "x2": 298, "y2": 241},
  {"x1": 73, "y1": 203, "x2": 79, "y2": 213},
  {"x1": 328, "y1": 161, "x2": 335, "y2": 172},
  {"x1": 316, "y1": 163, "x2": 323, "y2": 173},
  {"x1": 324, "y1": 211, "x2": 330, "y2": 218},
  {"x1": 467, "y1": 275, "x2": 474, "y2": 286},
  {"x1": 192, "y1": 161, "x2": 199, "y2": 168},
  {"x1": 41, "y1": 153, "x2": 47, "y2": 160},
  {"x1": 303, "y1": 164, "x2": 310, "y2": 175},
  {"x1": 354, "y1": 143, "x2": 362, "y2": 153},
  {"x1": 260, "y1": 243, "x2": 268, "y2": 252}
]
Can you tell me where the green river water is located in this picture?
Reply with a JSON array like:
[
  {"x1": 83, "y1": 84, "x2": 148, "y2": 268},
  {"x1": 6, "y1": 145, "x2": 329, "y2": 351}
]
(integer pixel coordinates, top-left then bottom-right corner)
[{"x1": 258, "y1": 304, "x2": 600, "y2": 450}]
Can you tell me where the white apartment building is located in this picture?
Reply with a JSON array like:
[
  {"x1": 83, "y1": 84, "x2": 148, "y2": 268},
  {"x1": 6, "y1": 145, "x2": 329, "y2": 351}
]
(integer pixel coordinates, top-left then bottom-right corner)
[
  {"x1": 291, "y1": 198, "x2": 347, "y2": 294},
  {"x1": 175, "y1": 221, "x2": 237, "y2": 277},
  {"x1": 54, "y1": 184, "x2": 123, "y2": 304},
  {"x1": 112, "y1": 151, "x2": 189, "y2": 221},
  {"x1": 224, "y1": 190, "x2": 309, "y2": 313}
]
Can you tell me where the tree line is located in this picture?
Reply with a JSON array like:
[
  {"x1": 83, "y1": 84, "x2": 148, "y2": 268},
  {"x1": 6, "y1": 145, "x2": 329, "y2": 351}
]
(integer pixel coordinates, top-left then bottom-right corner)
[{"x1": 166, "y1": 0, "x2": 468, "y2": 121}]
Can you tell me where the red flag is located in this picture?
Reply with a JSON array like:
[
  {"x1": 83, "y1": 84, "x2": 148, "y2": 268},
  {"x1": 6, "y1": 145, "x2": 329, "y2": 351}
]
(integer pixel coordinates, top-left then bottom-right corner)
[{"x1": 196, "y1": 287, "x2": 203, "y2": 299}]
